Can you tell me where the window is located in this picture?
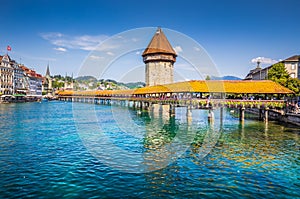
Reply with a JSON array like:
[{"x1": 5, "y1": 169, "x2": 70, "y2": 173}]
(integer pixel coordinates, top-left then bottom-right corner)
[
  {"x1": 291, "y1": 73, "x2": 295, "y2": 78},
  {"x1": 291, "y1": 63, "x2": 296, "y2": 70}
]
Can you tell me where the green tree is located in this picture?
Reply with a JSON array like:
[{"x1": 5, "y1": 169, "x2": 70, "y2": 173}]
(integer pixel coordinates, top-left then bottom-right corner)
[
  {"x1": 205, "y1": 75, "x2": 211, "y2": 80},
  {"x1": 286, "y1": 78, "x2": 300, "y2": 95},
  {"x1": 52, "y1": 81, "x2": 64, "y2": 89},
  {"x1": 267, "y1": 63, "x2": 290, "y2": 85},
  {"x1": 267, "y1": 62, "x2": 300, "y2": 96}
]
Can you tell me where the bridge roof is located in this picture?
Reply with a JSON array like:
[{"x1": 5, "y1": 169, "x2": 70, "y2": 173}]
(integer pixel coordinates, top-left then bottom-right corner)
[
  {"x1": 133, "y1": 80, "x2": 293, "y2": 94},
  {"x1": 58, "y1": 80, "x2": 293, "y2": 96}
]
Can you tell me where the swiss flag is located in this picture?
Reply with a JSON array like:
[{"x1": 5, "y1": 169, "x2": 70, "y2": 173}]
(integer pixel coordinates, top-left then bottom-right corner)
[{"x1": 7, "y1": 45, "x2": 11, "y2": 51}]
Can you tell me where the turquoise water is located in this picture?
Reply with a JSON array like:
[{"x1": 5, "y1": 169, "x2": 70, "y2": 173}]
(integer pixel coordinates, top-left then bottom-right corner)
[{"x1": 0, "y1": 101, "x2": 299, "y2": 198}]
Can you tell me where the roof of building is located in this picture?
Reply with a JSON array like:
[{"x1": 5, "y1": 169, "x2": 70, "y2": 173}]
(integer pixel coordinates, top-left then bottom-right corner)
[
  {"x1": 20, "y1": 65, "x2": 43, "y2": 78},
  {"x1": 142, "y1": 28, "x2": 177, "y2": 56},
  {"x1": 283, "y1": 55, "x2": 300, "y2": 62},
  {"x1": 58, "y1": 80, "x2": 293, "y2": 96}
]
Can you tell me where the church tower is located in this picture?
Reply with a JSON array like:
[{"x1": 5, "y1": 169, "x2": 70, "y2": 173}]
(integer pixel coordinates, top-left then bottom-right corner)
[
  {"x1": 42, "y1": 64, "x2": 52, "y2": 94},
  {"x1": 142, "y1": 28, "x2": 177, "y2": 86}
]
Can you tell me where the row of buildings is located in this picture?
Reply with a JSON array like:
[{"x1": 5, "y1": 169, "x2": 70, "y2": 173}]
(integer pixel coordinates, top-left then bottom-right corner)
[
  {"x1": 0, "y1": 54, "x2": 52, "y2": 98},
  {"x1": 245, "y1": 55, "x2": 300, "y2": 80}
]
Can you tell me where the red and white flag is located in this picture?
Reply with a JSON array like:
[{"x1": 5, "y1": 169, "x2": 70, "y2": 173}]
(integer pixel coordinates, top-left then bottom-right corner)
[{"x1": 7, "y1": 45, "x2": 11, "y2": 51}]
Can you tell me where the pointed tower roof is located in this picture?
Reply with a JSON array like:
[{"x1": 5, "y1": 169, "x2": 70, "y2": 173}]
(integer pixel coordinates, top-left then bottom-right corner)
[
  {"x1": 45, "y1": 64, "x2": 50, "y2": 77},
  {"x1": 142, "y1": 28, "x2": 177, "y2": 56}
]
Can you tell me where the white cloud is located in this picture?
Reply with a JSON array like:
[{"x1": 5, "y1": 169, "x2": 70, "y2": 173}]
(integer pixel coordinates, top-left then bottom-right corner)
[
  {"x1": 173, "y1": 46, "x2": 183, "y2": 54},
  {"x1": 194, "y1": 47, "x2": 201, "y2": 51},
  {"x1": 136, "y1": 51, "x2": 140, "y2": 55},
  {"x1": 40, "y1": 32, "x2": 109, "y2": 51},
  {"x1": 89, "y1": 55, "x2": 104, "y2": 60},
  {"x1": 54, "y1": 47, "x2": 67, "y2": 52},
  {"x1": 251, "y1": 56, "x2": 278, "y2": 65},
  {"x1": 106, "y1": 51, "x2": 114, "y2": 56}
]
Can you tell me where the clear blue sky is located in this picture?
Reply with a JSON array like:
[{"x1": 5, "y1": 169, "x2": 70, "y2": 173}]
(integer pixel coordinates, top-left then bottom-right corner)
[{"x1": 1, "y1": 0, "x2": 299, "y2": 81}]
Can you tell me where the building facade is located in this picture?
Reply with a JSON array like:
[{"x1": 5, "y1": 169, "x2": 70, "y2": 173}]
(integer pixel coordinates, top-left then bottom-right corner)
[
  {"x1": 0, "y1": 55, "x2": 14, "y2": 95},
  {"x1": 142, "y1": 28, "x2": 177, "y2": 86},
  {"x1": 0, "y1": 54, "x2": 46, "y2": 100},
  {"x1": 20, "y1": 65, "x2": 43, "y2": 97},
  {"x1": 245, "y1": 55, "x2": 300, "y2": 80},
  {"x1": 12, "y1": 62, "x2": 27, "y2": 94}
]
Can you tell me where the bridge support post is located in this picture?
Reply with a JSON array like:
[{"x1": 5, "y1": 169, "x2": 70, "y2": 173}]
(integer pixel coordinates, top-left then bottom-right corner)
[
  {"x1": 169, "y1": 105, "x2": 175, "y2": 117},
  {"x1": 259, "y1": 109, "x2": 263, "y2": 120},
  {"x1": 220, "y1": 107, "x2": 224, "y2": 126},
  {"x1": 138, "y1": 101, "x2": 142, "y2": 109},
  {"x1": 264, "y1": 107, "x2": 269, "y2": 123},
  {"x1": 162, "y1": 104, "x2": 170, "y2": 122},
  {"x1": 208, "y1": 109, "x2": 214, "y2": 123},
  {"x1": 239, "y1": 107, "x2": 245, "y2": 122},
  {"x1": 187, "y1": 106, "x2": 192, "y2": 124},
  {"x1": 151, "y1": 104, "x2": 160, "y2": 118}
]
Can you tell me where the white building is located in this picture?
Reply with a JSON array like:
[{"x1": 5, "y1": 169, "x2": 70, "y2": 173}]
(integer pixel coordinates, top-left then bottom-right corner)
[
  {"x1": 12, "y1": 62, "x2": 27, "y2": 94},
  {"x1": 20, "y1": 65, "x2": 43, "y2": 97},
  {"x1": 245, "y1": 55, "x2": 300, "y2": 80},
  {"x1": 0, "y1": 54, "x2": 14, "y2": 95}
]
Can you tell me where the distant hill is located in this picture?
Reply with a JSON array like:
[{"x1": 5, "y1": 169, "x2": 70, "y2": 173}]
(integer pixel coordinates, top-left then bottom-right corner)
[
  {"x1": 119, "y1": 82, "x2": 146, "y2": 89},
  {"x1": 75, "y1": 76, "x2": 145, "y2": 90},
  {"x1": 75, "y1": 76, "x2": 97, "y2": 82},
  {"x1": 210, "y1": 76, "x2": 242, "y2": 80}
]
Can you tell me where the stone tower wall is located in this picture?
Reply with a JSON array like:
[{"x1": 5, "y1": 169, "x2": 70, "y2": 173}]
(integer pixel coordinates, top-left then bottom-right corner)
[{"x1": 145, "y1": 61, "x2": 174, "y2": 86}]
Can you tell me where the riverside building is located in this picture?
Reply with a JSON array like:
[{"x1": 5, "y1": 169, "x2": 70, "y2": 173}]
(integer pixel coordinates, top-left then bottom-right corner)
[
  {"x1": 0, "y1": 54, "x2": 43, "y2": 98},
  {"x1": 245, "y1": 55, "x2": 300, "y2": 80}
]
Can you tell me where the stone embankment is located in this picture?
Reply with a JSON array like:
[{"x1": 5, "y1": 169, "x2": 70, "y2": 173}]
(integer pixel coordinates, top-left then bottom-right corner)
[{"x1": 246, "y1": 108, "x2": 300, "y2": 126}]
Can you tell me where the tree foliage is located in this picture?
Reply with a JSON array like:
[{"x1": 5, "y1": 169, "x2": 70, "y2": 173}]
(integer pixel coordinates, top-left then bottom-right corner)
[
  {"x1": 267, "y1": 62, "x2": 300, "y2": 95},
  {"x1": 52, "y1": 81, "x2": 64, "y2": 89},
  {"x1": 267, "y1": 63, "x2": 290, "y2": 84}
]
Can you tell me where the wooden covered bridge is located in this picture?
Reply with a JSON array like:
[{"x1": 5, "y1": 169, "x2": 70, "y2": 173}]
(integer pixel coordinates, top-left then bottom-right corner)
[{"x1": 57, "y1": 80, "x2": 293, "y2": 122}]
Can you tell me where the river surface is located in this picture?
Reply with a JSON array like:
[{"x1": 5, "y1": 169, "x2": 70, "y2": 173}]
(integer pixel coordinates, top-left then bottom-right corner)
[{"x1": 0, "y1": 101, "x2": 299, "y2": 198}]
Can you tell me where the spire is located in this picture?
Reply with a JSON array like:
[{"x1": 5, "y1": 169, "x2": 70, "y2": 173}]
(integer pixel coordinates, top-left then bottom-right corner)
[
  {"x1": 45, "y1": 63, "x2": 50, "y2": 77},
  {"x1": 256, "y1": 60, "x2": 261, "y2": 69},
  {"x1": 142, "y1": 27, "x2": 177, "y2": 56}
]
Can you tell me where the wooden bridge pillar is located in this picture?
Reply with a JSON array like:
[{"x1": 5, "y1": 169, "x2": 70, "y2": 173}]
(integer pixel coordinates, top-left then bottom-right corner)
[
  {"x1": 169, "y1": 105, "x2": 175, "y2": 116},
  {"x1": 239, "y1": 107, "x2": 245, "y2": 122},
  {"x1": 220, "y1": 107, "x2": 224, "y2": 126},
  {"x1": 187, "y1": 106, "x2": 192, "y2": 124},
  {"x1": 264, "y1": 107, "x2": 269, "y2": 123},
  {"x1": 259, "y1": 109, "x2": 263, "y2": 120},
  {"x1": 208, "y1": 109, "x2": 214, "y2": 123}
]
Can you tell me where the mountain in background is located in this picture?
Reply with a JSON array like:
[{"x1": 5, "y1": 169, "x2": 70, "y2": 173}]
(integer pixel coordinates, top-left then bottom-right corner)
[
  {"x1": 74, "y1": 76, "x2": 145, "y2": 90},
  {"x1": 73, "y1": 75, "x2": 242, "y2": 91},
  {"x1": 210, "y1": 75, "x2": 242, "y2": 80},
  {"x1": 75, "y1": 76, "x2": 97, "y2": 82}
]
